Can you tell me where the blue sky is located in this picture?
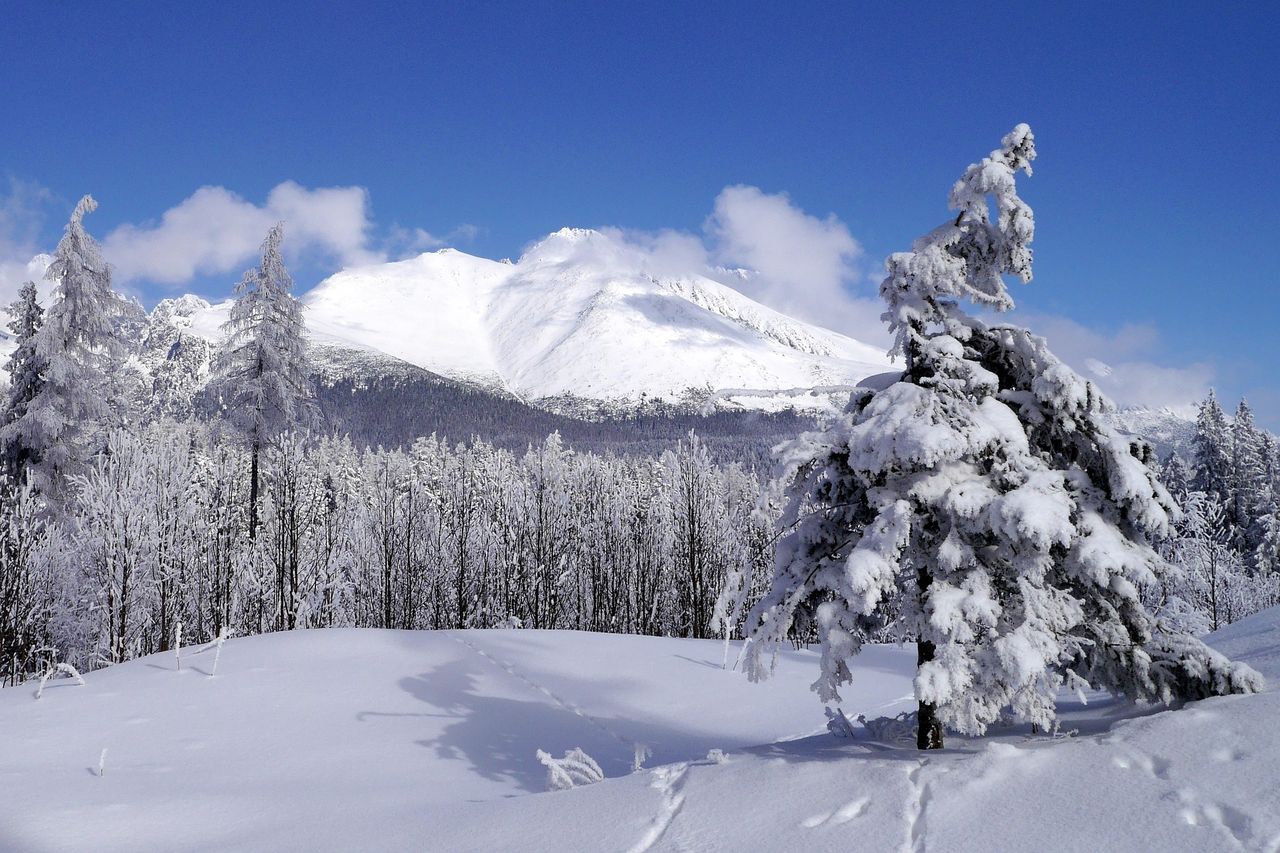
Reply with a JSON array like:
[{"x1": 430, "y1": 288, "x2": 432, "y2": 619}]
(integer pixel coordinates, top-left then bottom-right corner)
[{"x1": 1, "y1": 2, "x2": 1277, "y2": 424}]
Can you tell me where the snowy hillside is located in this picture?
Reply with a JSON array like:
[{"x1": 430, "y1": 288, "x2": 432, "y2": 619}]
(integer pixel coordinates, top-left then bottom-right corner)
[
  {"x1": 3, "y1": 615, "x2": 1279, "y2": 852},
  {"x1": 144, "y1": 228, "x2": 894, "y2": 413},
  {"x1": 1109, "y1": 405, "x2": 1200, "y2": 459}
]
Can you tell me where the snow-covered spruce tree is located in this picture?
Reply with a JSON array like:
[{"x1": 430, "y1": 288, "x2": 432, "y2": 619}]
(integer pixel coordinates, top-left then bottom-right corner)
[
  {"x1": 1229, "y1": 400, "x2": 1266, "y2": 561},
  {"x1": 1257, "y1": 505, "x2": 1280, "y2": 578},
  {"x1": 1192, "y1": 391, "x2": 1233, "y2": 505},
  {"x1": 0, "y1": 282, "x2": 46, "y2": 483},
  {"x1": 211, "y1": 224, "x2": 314, "y2": 541},
  {"x1": 8, "y1": 198, "x2": 127, "y2": 499},
  {"x1": 744, "y1": 125, "x2": 1260, "y2": 750}
]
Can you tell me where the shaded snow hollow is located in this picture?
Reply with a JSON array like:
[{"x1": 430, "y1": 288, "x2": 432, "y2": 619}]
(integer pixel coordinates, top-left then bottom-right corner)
[{"x1": 2, "y1": 615, "x2": 1278, "y2": 852}]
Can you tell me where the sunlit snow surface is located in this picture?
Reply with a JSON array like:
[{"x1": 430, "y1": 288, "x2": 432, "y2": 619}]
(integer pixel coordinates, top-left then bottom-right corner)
[{"x1": 2, "y1": 614, "x2": 1278, "y2": 852}]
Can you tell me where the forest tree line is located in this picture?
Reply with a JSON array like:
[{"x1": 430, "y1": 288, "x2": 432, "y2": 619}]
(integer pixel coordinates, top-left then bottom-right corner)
[
  {"x1": 0, "y1": 193, "x2": 1277, "y2": 688},
  {"x1": 0, "y1": 196, "x2": 774, "y2": 683}
]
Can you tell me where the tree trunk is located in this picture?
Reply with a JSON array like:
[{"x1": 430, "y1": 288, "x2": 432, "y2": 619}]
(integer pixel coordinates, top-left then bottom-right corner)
[
  {"x1": 917, "y1": 558, "x2": 944, "y2": 750},
  {"x1": 916, "y1": 637, "x2": 944, "y2": 750},
  {"x1": 248, "y1": 439, "x2": 260, "y2": 542}
]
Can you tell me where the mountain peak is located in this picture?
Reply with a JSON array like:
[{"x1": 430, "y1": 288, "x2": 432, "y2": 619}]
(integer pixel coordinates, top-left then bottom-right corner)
[
  {"x1": 518, "y1": 227, "x2": 613, "y2": 266},
  {"x1": 151, "y1": 233, "x2": 895, "y2": 413}
]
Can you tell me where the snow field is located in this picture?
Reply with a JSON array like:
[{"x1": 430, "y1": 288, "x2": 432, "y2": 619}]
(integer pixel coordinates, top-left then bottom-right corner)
[
  {"x1": 0, "y1": 629, "x2": 912, "y2": 852},
  {"x1": 4, "y1": 611, "x2": 1280, "y2": 852}
]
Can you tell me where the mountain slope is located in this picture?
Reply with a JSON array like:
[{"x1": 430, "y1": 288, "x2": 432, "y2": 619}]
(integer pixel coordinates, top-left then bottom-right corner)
[{"x1": 297, "y1": 228, "x2": 894, "y2": 410}]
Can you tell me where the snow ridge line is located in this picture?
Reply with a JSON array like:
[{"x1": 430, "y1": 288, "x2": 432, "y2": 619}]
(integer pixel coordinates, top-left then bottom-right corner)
[
  {"x1": 627, "y1": 762, "x2": 690, "y2": 853},
  {"x1": 452, "y1": 634, "x2": 638, "y2": 753}
]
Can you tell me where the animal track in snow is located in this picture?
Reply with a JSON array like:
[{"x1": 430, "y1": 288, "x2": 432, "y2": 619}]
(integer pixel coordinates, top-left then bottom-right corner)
[
  {"x1": 802, "y1": 796, "x2": 871, "y2": 828},
  {"x1": 1114, "y1": 746, "x2": 1256, "y2": 850},
  {"x1": 905, "y1": 759, "x2": 932, "y2": 853},
  {"x1": 454, "y1": 635, "x2": 637, "y2": 754},
  {"x1": 628, "y1": 762, "x2": 690, "y2": 853}
]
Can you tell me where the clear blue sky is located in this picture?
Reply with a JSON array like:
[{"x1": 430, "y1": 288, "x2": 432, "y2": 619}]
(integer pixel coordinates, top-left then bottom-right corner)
[{"x1": 2, "y1": 2, "x2": 1277, "y2": 424}]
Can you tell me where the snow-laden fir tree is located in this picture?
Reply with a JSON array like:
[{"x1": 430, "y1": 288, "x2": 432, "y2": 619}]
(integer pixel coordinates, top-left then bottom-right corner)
[
  {"x1": 1229, "y1": 400, "x2": 1266, "y2": 561},
  {"x1": 0, "y1": 282, "x2": 46, "y2": 482},
  {"x1": 1192, "y1": 391, "x2": 1233, "y2": 504},
  {"x1": 1257, "y1": 506, "x2": 1280, "y2": 577},
  {"x1": 9, "y1": 197, "x2": 127, "y2": 499},
  {"x1": 743, "y1": 125, "x2": 1261, "y2": 749},
  {"x1": 211, "y1": 224, "x2": 314, "y2": 540},
  {"x1": 1158, "y1": 452, "x2": 1192, "y2": 504}
]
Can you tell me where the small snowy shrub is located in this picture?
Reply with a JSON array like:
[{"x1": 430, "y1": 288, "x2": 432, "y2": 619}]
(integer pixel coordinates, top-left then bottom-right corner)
[
  {"x1": 857, "y1": 712, "x2": 921, "y2": 747},
  {"x1": 825, "y1": 706, "x2": 857, "y2": 739},
  {"x1": 705, "y1": 749, "x2": 729, "y2": 764},
  {"x1": 632, "y1": 743, "x2": 651, "y2": 773},
  {"x1": 34, "y1": 662, "x2": 84, "y2": 699},
  {"x1": 536, "y1": 747, "x2": 604, "y2": 791},
  {"x1": 202, "y1": 626, "x2": 232, "y2": 677}
]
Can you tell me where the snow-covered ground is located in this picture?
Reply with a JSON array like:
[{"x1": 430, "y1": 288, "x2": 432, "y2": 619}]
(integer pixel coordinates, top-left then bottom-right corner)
[{"x1": 3, "y1": 614, "x2": 1278, "y2": 852}]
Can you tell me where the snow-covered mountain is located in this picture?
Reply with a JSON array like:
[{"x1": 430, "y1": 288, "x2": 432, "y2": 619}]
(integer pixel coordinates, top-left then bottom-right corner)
[
  {"x1": 154, "y1": 228, "x2": 895, "y2": 414},
  {"x1": 0, "y1": 228, "x2": 1221, "y2": 448}
]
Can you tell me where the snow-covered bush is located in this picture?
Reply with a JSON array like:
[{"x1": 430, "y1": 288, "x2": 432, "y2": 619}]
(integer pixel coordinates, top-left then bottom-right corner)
[
  {"x1": 824, "y1": 706, "x2": 857, "y2": 739},
  {"x1": 535, "y1": 747, "x2": 604, "y2": 791},
  {"x1": 34, "y1": 661, "x2": 84, "y2": 699},
  {"x1": 857, "y1": 712, "x2": 919, "y2": 747}
]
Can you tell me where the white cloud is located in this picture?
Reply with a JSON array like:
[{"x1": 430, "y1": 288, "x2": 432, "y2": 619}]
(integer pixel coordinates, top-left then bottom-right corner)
[
  {"x1": 102, "y1": 181, "x2": 384, "y2": 285},
  {"x1": 562, "y1": 186, "x2": 891, "y2": 349},
  {"x1": 600, "y1": 227, "x2": 712, "y2": 278},
  {"x1": 703, "y1": 185, "x2": 890, "y2": 347},
  {"x1": 707, "y1": 185, "x2": 861, "y2": 293},
  {"x1": 1013, "y1": 312, "x2": 1213, "y2": 412},
  {"x1": 386, "y1": 223, "x2": 481, "y2": 259},
  {"x1": 0, "y1": 178, "x2": 58, "y2": 304}
]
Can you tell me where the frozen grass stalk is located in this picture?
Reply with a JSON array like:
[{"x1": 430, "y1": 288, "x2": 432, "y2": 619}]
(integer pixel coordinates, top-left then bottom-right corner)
[
  {"x1": 34, "y1": 662, "x2": 85, "y2": 700},
  {"x1": 207, "y1": 626, "x2": 231, "y2": 677}
]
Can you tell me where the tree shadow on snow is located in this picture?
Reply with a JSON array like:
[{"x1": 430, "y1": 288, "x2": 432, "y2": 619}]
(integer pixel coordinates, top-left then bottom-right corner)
[
  {"x1": 384, "y1": 655, "x2": 742, "y2": 794},
  {"x1": 671, "y1": 654, "x2": 724, "y2": 670},
  {"x1": 745, "y1": 732, "x2": 956, "y2": 766}
]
